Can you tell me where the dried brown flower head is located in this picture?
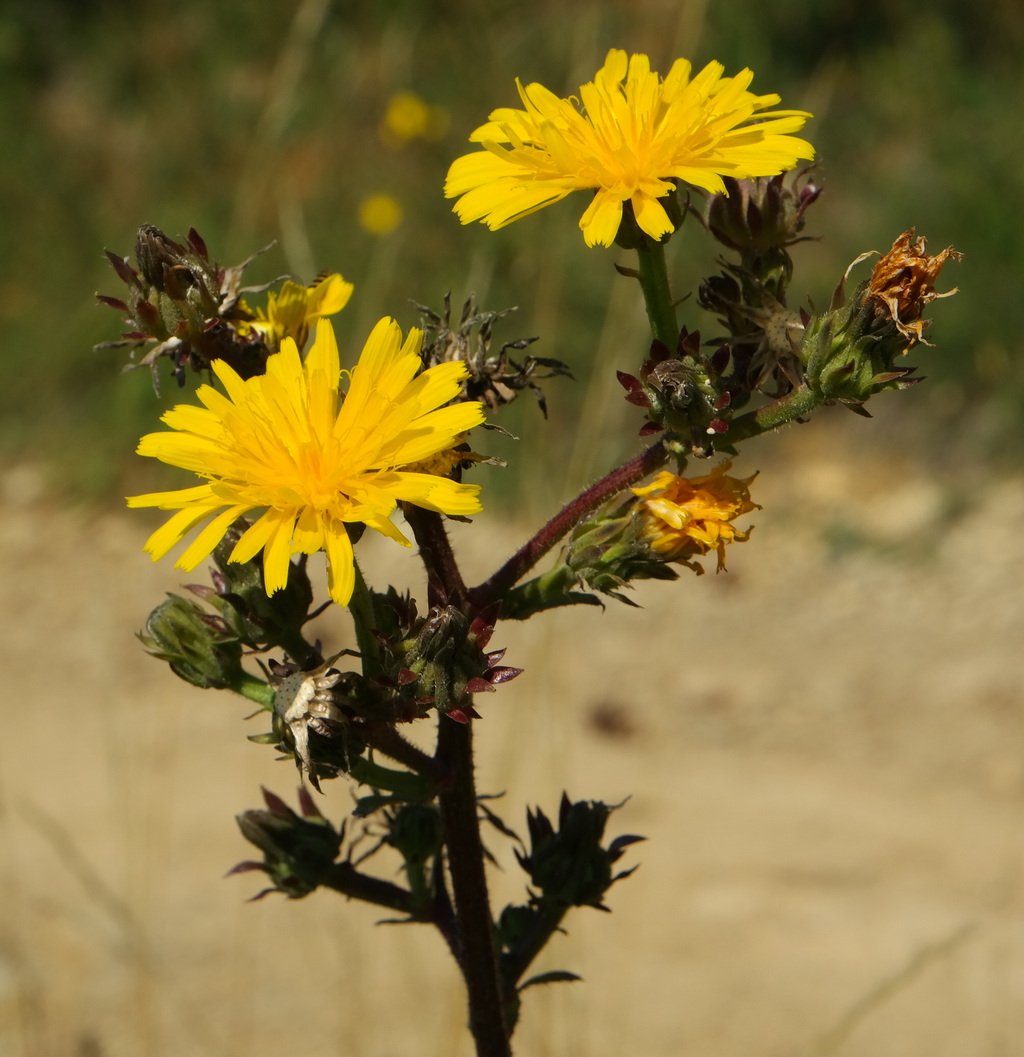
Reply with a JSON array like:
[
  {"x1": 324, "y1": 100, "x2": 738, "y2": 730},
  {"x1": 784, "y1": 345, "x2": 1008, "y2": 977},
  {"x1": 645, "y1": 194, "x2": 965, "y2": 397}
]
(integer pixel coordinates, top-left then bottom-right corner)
[{"x1": 865, "y1": 229, "x2": 962, "y2": 349}]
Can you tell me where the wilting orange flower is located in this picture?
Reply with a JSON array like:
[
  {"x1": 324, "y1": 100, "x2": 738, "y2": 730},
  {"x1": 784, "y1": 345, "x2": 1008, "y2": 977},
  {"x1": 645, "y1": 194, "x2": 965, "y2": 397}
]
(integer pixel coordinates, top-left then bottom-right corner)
[
  {"x1": 865, "y1": 229, "x2": 962, "y2": 349},
  {"x1": 632, "y1": 462, "x2": 759, "y2": 571}
]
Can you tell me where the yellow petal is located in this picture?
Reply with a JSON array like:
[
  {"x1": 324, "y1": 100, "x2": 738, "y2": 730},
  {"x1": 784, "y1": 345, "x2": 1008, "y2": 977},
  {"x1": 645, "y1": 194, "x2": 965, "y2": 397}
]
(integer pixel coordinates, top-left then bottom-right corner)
[
  {"x1": 262, "y1": 513, "x2": 298, "y2": 594},
  {"x1": 127, "y1": 483, "x2": 217, "y2": 509},
  {"x1": 324, "y1": 520, "x2": 356, "y2": 605},
  {"x1": 176, "y1": 504, "x2": 250, "y2": 571},
  {"x1": 143, "y1": 504, "x2": 223, "y2": 561}
]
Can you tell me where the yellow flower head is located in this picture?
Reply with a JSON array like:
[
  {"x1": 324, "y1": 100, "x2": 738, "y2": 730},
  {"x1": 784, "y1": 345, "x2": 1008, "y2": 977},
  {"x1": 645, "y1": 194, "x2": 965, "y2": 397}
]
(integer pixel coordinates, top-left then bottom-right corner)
[
  {"x1": 250, "y1": 272, "x2": 354, "y2": 351},
  {"x1": 631, "y1": 462, "x2": 759, "y2": 571},
  {"x1": 445, "y1": 48, "x2": 814, "y2": 248},
  {"x1": 127, "y1": 318, "x2": 485, "y2": 606}
]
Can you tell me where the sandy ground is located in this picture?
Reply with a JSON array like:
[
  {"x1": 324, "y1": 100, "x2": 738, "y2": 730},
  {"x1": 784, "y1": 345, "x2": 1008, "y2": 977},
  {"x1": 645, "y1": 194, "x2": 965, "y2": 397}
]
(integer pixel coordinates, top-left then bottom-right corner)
[{"x1": 2, "y1": 433, "x2": 1024, "y2": 1057}]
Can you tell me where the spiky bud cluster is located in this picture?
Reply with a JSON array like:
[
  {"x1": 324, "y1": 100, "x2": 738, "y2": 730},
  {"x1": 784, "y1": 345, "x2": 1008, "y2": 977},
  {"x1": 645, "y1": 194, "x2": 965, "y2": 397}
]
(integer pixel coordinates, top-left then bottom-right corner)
[
  {"x1": 97, "y1": 224, "x2": 278, "y2": 384},
  {"x1": 416, "y1": 294, "x2": 571, "y2": 416},
  {"x1": 617, "y1": 328, "x2": 733, "y2": 458},
  {"x1": 515, "y1": 795, "x2": 643, "y2": 910},
  {"x1": 395, "y1": 604, "x2": 522, "y2": 723}
]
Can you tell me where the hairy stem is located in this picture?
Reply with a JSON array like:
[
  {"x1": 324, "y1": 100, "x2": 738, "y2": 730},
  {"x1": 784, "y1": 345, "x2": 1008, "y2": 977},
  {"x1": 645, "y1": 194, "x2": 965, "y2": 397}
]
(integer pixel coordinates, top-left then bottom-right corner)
[
  {"x1": 403, "y1": 503, "x2": 468, "y2": 608},
  {"x1": 436, "y1": 717, "x2": 511, "y2": 1056},
  {"x1": 726, "y1": 385, "x2": 823, "y2": 444},
  {"x1": 320, "y1": 862, "x2": 424, "y2": 916},
  {"x1": 406, "y1": 507, "x2": 510, "y2": 1055},
  {"x1": 634, "y1": 237, "x2": 679, "y2": 349},
  {"x1": 469, "y1": 439, "x2": 667, "y2": 609}
]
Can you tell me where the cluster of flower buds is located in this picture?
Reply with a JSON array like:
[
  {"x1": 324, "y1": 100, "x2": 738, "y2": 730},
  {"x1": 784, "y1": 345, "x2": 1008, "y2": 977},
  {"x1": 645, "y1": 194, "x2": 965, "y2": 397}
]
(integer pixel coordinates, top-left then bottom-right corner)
[
  {"x1": 698, "y1": 171, "x2": 820, "y2": 404},
  {"x1": 97, "y1": 224, "x2": 352, "y2": 386},
  {"x1": 493, "y1": 795, "x2": 644, "y2": 1028},
  {"x1": 138, "y1": 520, "x2": 319, "y2": 695},
  {"x1": 513, "y1": 795, "x2": 643, "y2": 909}
]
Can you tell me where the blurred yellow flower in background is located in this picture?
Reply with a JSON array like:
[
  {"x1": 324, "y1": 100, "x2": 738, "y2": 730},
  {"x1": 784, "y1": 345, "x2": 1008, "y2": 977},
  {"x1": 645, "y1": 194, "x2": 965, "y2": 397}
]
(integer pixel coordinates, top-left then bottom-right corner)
[
  {"x1": 380, "y1": 90, "x2": 450, "y2": 145},
  {"x1": 632, "y1": 462, "x2": 759, "y2": 571},
  {"x1": 358, "y1": 193, "x2": 404, "y2": 235},
  {"x1": 128, "y1": 319, "x2": 485, "y2": 606},
  {"x1": 446, "y1": 48, "x2": 814, "y2": 247}
]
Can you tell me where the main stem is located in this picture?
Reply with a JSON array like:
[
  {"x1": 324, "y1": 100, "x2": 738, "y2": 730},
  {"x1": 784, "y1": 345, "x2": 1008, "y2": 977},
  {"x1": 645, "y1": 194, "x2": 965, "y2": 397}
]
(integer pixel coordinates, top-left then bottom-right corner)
[
  {"x1": 405, "y1": 505, "x2": 511, "y2": 1057},
  {"x1": 436, "y1": 717, "x2": 511, "y2": 1056}
]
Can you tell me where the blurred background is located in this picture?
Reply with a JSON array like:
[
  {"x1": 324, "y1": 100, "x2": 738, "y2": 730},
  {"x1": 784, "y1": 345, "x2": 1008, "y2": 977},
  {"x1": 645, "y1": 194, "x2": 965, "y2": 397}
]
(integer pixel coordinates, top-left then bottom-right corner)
[{"x1": 2, "y1": 1, "x2": 1024, "y2": 1055}]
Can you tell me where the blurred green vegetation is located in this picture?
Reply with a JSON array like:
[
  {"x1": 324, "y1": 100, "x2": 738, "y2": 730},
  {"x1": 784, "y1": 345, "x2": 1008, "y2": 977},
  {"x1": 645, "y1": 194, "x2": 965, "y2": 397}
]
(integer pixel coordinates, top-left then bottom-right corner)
[{"x1": 1, "y1": 0, "x2": 1020, "y2": 507}]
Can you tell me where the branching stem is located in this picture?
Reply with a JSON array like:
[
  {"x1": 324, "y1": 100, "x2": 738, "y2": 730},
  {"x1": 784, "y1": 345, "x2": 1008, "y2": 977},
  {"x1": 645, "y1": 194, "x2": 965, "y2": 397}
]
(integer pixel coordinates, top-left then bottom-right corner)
[{"x1": 469, "y1": 439, "x2": 667, "y2": 609}]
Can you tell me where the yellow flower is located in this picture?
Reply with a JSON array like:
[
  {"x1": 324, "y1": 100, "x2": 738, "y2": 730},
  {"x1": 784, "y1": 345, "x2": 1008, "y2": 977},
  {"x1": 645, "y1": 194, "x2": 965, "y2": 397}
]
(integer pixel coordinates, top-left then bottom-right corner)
[
  {"x1": 250, "y1": 272, "x2": 354, "y2": 350},
  {"x1": 632, "y1": 462, "x2": 759, "y2": 571},
  {"x1": 445, "y1": 48, "x2": 814, "y2": 248},
  {"x1": 127, "y1": 318, "x2": 485, "y2": 606}
]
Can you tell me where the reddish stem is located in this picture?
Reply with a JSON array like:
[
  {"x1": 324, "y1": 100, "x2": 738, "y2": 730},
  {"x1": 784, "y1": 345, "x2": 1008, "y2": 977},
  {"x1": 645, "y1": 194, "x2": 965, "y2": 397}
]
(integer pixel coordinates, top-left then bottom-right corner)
[{"x1": 468, "y1": 439, "x2": 667, "y2": 609}]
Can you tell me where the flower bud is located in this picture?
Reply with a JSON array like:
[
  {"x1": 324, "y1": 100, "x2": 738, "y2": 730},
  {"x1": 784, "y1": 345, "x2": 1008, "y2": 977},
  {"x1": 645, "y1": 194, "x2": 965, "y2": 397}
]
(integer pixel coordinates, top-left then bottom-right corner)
[
  {"x1": 397, "y1": 605, "x2": 521, "y2": 719},
  {"x1": 415, "y1": 294, "x2": 570, "y2": 417},
  {"x1": 707, "y1": 171, "x2": 820, "y2": 258},
  {"x1": 630, "y1": 463, "x2": 759, "y2": 573},
  {"x1": 233, "y1": 787, "x2": 342, "y2": 899},
  {"x1": 138, "y1": 593, "x2": 245, "y2": 690},
  {"x1": 563, "y1": 503, "x2": 681, "y2": 605},
  {"x1": 204, "y1": 521, "x2": 316, "y2": 662},
  {"x1": 516, "y1": 794, "x2": 643, "y2": 909},
  {"x1": 96, "y1": 224, "x2": 271, "y2": 383},
  {"x1": 564, "y1": 461, "x2": 759, "y2": 596},
  {"x1": 268, "y1": 654, "x2": 356, "y2": 789},
  {"x1": 618, "y1": 330, "x2": 733, "y2": 457}
]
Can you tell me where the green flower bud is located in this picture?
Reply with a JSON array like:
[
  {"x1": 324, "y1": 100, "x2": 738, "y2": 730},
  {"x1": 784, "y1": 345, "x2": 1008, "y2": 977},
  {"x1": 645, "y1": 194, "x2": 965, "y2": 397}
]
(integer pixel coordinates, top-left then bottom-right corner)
[
  {"x1": 234, "y1": 788, "x2": 342, "y2": 899},
  {"x1": 516, "y1": 795, "x2": 643, "y2": 909},
  {"x1": 138, "y1": 593, "x2": 245, "y2": 690},
  {"x1": 205, "y1": 521, "x2": 316, "y2": 665},
  {"x1": 397, "y1": 605, "x2": 520, "y2": 720}
]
